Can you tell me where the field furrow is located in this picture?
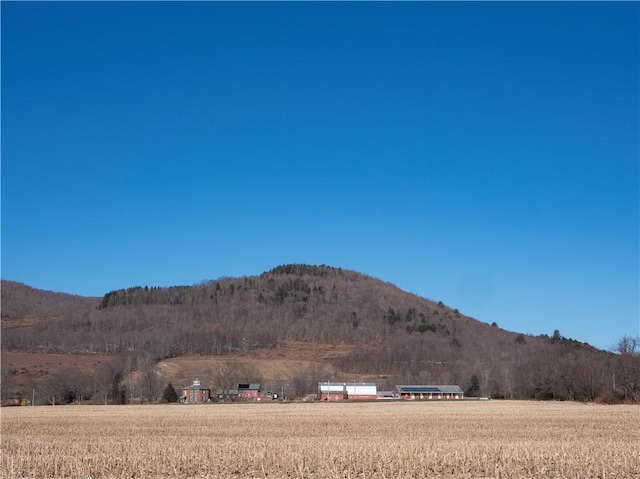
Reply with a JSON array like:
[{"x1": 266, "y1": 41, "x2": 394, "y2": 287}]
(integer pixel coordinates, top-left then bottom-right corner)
[{"x1": 2, "y1": 401, "x2": 639, "y2": 478}]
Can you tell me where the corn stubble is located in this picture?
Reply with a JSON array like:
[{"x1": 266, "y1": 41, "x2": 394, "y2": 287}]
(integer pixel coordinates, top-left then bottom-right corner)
[{"x1": 2, "y1": 401, "x2": 638, "y2": 478}]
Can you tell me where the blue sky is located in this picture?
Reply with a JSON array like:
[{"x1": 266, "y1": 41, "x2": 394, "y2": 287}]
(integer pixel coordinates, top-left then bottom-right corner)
[{"x1": 2, "y1": 2, "x2": 638, "y2": 351}]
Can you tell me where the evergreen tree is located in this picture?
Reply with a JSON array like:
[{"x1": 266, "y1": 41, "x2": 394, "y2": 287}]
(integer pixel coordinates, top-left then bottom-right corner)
[
  {"x1": 466, "y1": 374, "x2": 480, "y2": 397},
  {"x1": 160, "y1": 383, "x2": 179, "y2": 403}
]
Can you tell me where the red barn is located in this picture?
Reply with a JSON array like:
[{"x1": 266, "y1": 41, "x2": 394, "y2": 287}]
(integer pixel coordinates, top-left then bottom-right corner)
[{"x1": 236, "y1": 383, "x2": 261, "y2": 401}]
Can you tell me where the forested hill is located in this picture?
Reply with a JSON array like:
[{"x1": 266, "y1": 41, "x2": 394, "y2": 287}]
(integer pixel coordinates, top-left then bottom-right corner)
[
  {"x1": 93, "y1": 263, "x2": 494, "y2": 353},
  {"x1": 1, "y1": 280, "x2": 100, "y2": 319},
  {"x1": 2, "y1": 264, "x2": 631, "y2": 401}
]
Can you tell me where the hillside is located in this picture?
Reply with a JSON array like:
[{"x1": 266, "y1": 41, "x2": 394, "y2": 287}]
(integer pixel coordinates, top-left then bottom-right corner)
[
  {"x1": 2, "y1": 265, "x2": 635, "y2": 404},
  {"x1": 1, "y1": 280, "x2": 100, "y2": 319}
]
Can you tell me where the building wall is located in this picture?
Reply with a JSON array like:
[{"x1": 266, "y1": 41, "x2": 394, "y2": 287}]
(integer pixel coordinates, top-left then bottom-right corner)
[
  {"x1": 345, "y1": 384, "x2": 377, "y2": 400},
  {"x1": 182, "y1": 388, "x2": 211, "y2": 403},
  {"x1": 348, "y1": 394, "x2": 378, "y2": 400},
  {"x1": 237, "y1": 389, "x2": 259, "y2": 401},
  {"x1": 319, "y1": 392, "x2": 346, "y2": 401},
  {"x1": 318, "y1": 384, "x2": 346, "y2": 401},
  {"x1": 395, "y1": 392, "x2": 462, "y2": 400},
  {"x1": 318, "y1": 383, "x2": 377, "y2": 401}
]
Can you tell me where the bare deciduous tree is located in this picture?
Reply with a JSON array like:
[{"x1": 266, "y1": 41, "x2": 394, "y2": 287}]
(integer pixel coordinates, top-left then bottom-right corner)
[{"x1": 615, "y1": 335, "x2": 640, "y2": 402}]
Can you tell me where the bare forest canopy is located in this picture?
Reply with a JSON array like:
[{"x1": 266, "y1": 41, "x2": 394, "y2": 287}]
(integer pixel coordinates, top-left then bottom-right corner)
[
  {"x1": 1, "y1": 280, "x2": 100, "y2": 319},
  {"x1": 2, "y1": 265, "x2": 638, "y2": 403}
]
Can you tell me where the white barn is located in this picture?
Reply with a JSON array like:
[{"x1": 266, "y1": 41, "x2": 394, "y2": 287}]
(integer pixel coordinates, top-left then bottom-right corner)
[{"x1": 318, "y1": 382, "x2": 378, "y2": 401}]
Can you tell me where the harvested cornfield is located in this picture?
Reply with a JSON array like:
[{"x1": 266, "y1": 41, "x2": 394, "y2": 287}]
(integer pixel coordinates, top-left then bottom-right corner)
[{"x1": 2, "y1": 401, "x2": 639, "y2": 478}]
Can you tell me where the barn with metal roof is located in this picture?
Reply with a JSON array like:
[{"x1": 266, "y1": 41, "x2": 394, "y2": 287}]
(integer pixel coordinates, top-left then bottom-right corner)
[
  {"x1": 393, "y1": 385, "x2": 464, "y2": 400},
  {"x1": 237, "y1": 383, "x2": 261, "y2": 401}
]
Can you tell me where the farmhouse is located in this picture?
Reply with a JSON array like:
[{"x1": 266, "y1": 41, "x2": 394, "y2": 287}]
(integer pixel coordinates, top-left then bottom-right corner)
[
  {"x1": 318, "y1": 382, "x2": 378, "y2": 401},
  {"x1": 393, "y1": 385, "x2": 464, "y2": 400},
  {"x1": 180, "y1": 378, "x2": 211, "y2": 403}
]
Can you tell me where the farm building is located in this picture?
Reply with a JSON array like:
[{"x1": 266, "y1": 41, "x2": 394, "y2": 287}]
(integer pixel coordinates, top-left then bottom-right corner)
[
  {"x1": 318, "y1": 382, "x2": 378, "y2": 401},
  {"x1": 237, "y1": 383, "x2": 261, "y2": 401},
  {"x1": 393, "y1": 385, "x2": 464, "y2": 400},
  {"x1": 318, "y1": 382, "x2": 346, "y2": 401},
  {"x1": 216, "y1": 384, "x2": 276, "y2": 402},
  {"x1": 236, "y1": 383, "x2": 277, "y2": 401},
  {"x1": 377, "y1": 390, "x2": 395, "y2": 400},
  {"x1": 180, "y1": 378, "x2": 211, "y2": 403},
  {"x1": 216, "y1": 388, "x2": 238, "y2": 402}
]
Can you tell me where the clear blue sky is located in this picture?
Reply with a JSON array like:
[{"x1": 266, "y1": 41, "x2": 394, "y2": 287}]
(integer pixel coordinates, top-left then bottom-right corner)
[{"x1": 2, "y1": 2, "x2": 638, "y2": 351}]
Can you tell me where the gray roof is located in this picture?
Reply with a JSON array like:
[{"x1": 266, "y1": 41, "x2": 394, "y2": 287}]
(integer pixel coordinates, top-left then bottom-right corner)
[
  {"x1": 318, "y1": 382, "x2": 377, "y2": 387},
  {"x1": 216, "y1": 389, "x2": 238, "y2": 395},
  {"x1": 184, "y1": 385, "x2": 210, "y2": 391},
  {"x1": 182, "y1": 379, "x2": 209, "y2": 390},
  {"x1": 237, "y1": 383, "x2": 261, "y2": 390},
  {"x1": 395, "y1": 385, "x2": 464, "y2": 394}
]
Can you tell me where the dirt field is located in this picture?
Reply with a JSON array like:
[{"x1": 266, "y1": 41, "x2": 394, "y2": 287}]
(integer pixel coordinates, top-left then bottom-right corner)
[
  {"x1": 157, "y1": 341, "x2": 381, "y2": 386},
  {"x1": 1, "y1": 352, "x2": 113, "y2": 382},
  {"x1": 2, "y1": 401, "x2": 638, "y2": 478}
]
